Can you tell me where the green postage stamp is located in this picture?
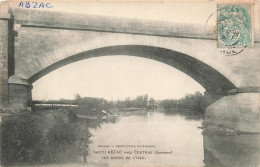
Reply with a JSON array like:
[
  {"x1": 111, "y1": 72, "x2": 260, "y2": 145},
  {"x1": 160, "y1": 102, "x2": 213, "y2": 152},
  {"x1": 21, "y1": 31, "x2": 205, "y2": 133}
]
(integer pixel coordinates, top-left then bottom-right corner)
[{"x1": 217, "y1": 4, "x2": 253, "y2": 47}]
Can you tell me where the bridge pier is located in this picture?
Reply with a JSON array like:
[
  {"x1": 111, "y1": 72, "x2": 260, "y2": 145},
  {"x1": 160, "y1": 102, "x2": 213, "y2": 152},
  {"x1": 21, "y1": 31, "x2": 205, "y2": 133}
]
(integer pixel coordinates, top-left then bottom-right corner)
[
  {"x1": 8, "y1": 75, "x2": 32, "y2": 112},
  {"x1": 203, "y1": 92, "x2": 260, "y2": 134},
  {"x1": 203, "y1": 134, "x2": 260, "y2": 167},
  {"x1": 0, "y1": 5, "x2": 11, "y2": 111}
]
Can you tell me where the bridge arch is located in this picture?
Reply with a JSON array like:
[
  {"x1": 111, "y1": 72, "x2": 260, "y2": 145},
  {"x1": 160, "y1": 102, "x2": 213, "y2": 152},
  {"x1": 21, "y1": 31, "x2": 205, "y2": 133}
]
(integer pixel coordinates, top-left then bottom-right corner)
[
  {"x1": 3, "y1": 7, "x2": 259, "y2": 134},
  {"x1": 28, "y1": 45, "x2": 236, "y2": 92}
]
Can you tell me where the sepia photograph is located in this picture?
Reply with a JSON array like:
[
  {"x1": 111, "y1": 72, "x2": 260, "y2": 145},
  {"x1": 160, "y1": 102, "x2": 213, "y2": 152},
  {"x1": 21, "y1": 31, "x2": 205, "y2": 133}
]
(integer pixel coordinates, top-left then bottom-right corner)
[{"x1": 0, "y1": 0, "x2": 260, "y2": 166}]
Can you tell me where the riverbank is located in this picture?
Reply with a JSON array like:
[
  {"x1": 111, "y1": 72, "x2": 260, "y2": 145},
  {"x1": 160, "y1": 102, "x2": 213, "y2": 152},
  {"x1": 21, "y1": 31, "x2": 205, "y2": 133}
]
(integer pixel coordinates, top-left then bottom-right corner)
[
  {"x1": 33, "y1": 104, "x2": 150, "y2": 119},
  {"x1": 0, "y1": 109, "x2": 95, "y2": 166},
  {"x1": 202, "y1": 122, "x2": 260, "y2": 136}
]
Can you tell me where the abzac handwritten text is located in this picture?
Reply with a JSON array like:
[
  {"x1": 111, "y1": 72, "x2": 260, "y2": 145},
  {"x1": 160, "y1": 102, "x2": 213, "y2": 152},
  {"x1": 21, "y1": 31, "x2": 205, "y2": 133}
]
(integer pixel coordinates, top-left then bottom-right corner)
[{"x1": 19, "y1": 1, "x2": 53, "y2": 8}]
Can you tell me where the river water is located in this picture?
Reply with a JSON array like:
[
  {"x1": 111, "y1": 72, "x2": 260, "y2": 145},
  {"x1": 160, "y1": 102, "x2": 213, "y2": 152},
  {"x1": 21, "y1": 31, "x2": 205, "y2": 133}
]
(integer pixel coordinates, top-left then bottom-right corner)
[
  {"x1": 1, "y1": 110, "x2": 259, "y2": 167},
  {"x1": 87, "y1": 111, "x2": 204, "y2": 167}
]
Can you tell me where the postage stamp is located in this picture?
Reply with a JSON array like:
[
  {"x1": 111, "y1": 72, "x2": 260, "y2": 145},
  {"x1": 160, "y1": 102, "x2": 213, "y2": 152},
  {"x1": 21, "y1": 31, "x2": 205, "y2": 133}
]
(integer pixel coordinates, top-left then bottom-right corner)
[{"x1": 217, "y1": 4, "x2": 253, "y2": 48}]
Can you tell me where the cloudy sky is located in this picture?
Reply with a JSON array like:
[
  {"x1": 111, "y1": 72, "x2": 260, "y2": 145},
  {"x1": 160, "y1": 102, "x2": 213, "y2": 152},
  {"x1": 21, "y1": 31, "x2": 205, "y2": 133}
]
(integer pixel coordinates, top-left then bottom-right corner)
[{"x1": 10, "y1": 1, "x2": 213, "y2": 101}]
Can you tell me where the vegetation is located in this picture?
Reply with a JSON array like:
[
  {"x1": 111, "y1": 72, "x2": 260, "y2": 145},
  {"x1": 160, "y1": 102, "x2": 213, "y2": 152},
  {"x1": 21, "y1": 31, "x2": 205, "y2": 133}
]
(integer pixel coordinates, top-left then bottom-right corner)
[
  {"x1": 75, "y1": 94, "x2": 152, "y2": 116},
  {"x1": 1, "y1": 114, "x2": 45, "y2": 166},
  {"x1": 1, "y1": 112, "x2": 93, "y2": 166},
  {"x1": 159, "y1": 91, "x2": 205, "y2": 112},
  {"x1": 76, "y1": 96, "x2": 111, "y2": 115},
  {"x1": 33, "y1": 94, "x2": 155, "y2": 116},
  {"x1": 33, "y1": 92, "x2": 205, "y2": 116},
  {"x1": 116, "y1": 94, "x2": 149, "y2": 109}
]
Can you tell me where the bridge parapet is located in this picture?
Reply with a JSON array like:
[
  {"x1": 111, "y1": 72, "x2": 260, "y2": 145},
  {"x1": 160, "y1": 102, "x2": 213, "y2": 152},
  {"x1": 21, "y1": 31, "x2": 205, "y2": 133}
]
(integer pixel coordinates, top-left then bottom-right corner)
[
  {"x1": 9, "y1": 8, "x2": 260, "y2": 42},
  {"x1": 11, "y1": 8, "x2": 217, "y2": 40}
]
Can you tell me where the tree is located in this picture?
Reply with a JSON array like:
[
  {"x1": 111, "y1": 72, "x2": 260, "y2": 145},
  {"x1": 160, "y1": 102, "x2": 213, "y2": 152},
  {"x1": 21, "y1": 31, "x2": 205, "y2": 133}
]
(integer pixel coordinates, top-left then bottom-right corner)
[
  {"x1": 74, "y1": 94, "x2": 81, "y2": 104},
  {"x1": 74, "y1": 93, "x2": 81, "y2": 100}
]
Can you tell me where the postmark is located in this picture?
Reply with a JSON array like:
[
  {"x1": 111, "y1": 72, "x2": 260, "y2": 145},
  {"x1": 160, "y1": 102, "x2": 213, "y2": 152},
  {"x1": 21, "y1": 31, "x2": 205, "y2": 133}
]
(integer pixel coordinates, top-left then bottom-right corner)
[
  {"x1": 217, "y1": 4, "x2": 253, "y2": 48},
  {"x1": 219, "y1": 46, "x2": 246, "y2": 56}
]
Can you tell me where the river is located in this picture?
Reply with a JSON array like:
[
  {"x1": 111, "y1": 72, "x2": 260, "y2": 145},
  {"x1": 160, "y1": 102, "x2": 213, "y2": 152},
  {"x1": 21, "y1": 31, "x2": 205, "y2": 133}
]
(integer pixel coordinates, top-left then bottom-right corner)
[{"x1": 87, "y1": 111, "x2": 204, "y2": 167}]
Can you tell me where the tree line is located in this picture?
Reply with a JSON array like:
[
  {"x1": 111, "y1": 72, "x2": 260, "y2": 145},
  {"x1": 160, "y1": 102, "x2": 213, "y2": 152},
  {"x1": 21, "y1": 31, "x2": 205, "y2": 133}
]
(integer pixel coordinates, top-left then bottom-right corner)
[
  {"x1": 34, "y1": 94, "x2": 154, "y2": 109},
  {"x1": 159, "y1": 91, "x2": 205, "y2": 112},
  {"x1": 33, "y1": 91, "x2": 205, "y2": 112}
]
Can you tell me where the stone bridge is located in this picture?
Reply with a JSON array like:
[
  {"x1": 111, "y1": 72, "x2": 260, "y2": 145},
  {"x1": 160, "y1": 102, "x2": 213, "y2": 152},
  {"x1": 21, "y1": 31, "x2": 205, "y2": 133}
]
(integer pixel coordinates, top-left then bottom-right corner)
[{"x1": 0, "y1": 6, "x2": 260, "y2": 133}]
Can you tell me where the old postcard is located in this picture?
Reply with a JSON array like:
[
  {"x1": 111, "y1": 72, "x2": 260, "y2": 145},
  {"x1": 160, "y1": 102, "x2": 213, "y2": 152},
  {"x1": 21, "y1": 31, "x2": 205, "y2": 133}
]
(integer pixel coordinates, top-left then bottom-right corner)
[{"x1": 0, "y1": 0, "x2": 259, "y2": 167}]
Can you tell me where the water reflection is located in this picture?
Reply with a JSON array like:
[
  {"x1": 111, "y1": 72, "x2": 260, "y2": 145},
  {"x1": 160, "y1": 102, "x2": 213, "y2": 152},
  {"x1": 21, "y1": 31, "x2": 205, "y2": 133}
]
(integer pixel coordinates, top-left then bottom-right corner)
[
  {"x1": 87, "y1": 111, "x2": 204, "y2": 167},
  {"x1": 203, "y1": 134, "x2": 260, "y2": 167}
]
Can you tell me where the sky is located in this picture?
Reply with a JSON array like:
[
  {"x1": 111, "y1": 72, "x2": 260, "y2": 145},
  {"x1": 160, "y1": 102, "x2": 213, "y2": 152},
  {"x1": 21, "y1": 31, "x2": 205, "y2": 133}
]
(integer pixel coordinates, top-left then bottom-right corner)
[
  {"x1": 32, "y1": 56, "x2": 205, "y2": 101},
  {"x1": 7, "y1": 1, "x2": 214, "y2": 101}
]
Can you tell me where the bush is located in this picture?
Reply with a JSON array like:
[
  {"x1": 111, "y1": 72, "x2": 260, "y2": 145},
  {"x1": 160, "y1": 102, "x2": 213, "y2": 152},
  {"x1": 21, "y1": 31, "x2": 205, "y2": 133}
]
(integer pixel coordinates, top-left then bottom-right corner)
[
  {"x1": 1, "y1": 112, "x2": 92, "y2": 166},
  {"x1": 1, "y1": 114, "x2": 45, "y2": 166},
  {"x1": 43, "y1": 121, "x2": 79, "y2": 163}
]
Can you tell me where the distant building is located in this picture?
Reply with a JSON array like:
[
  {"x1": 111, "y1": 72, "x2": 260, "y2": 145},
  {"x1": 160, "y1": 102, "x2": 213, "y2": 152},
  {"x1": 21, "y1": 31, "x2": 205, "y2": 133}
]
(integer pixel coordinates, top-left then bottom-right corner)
[{"x1": 147, "y1": 100, "x2": 157, "y2": 109}]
